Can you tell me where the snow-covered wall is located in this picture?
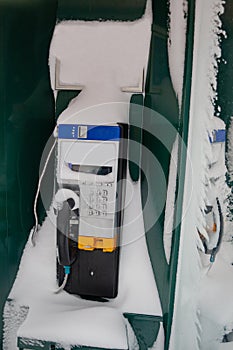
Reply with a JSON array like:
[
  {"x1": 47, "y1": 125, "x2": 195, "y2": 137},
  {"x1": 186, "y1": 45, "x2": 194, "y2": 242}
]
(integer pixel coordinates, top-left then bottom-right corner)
[
  {"x1": 168, "y1": 0, "x2": 187, "y2": 110},
  {"x1": 169, "y1": 1, "x2": 226, "y2": 350}
]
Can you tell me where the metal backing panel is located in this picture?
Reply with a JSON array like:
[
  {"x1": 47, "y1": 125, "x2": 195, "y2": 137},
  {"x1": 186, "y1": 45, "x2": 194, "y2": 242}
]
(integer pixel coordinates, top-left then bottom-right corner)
[{"x1": 57, "y1": 0, "x2": 147, "y2": 21}]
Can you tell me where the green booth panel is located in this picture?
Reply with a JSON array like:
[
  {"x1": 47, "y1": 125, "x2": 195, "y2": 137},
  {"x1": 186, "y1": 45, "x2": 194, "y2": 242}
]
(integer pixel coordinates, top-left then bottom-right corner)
[
  {"x1": 143, "y1": 0, "x2": 179, "y2": 328},
  {"x1": 57, "y1": 0, "x2": 147, "y2": 21},
  {"x1": 0, "y1": 0, "x2": 57, "y2": 347},
  {"x1": 0, "y1": 0, "x2": 196, "y2": 349},
  {"x1": 124, "y1": 313, "x2": 163, "y2": 350},
  {"x1": 0, "y1": 0, "x2": 170, "y2": 349}
]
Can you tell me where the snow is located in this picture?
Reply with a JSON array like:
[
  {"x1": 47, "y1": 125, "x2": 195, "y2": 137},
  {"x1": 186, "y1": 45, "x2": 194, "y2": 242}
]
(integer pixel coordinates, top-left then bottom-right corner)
[
  {"x1": 198, "y1": 242, "x2": 233, "y2": 350},
  {"x1": 18, "y1": 306, "x2": 128, "y2": 349},
  {"x1": 169, "y1": 0, "x2": 232, "y2": 350},
  {"x1": 226, "y1": 117, "x2": 233, "y2": 181},
  {"x1": 164, "y1": 135, "x2": 179, "y2": 263},
  {"x1": 4, "y1": 0, "x2": 232, "y2": 348},
  {"x1": 3, "y1": 301, "x2": 28, "y2": 350},
  {"x1": 49, "y1": 0, "x2": 152, "y2": 120},
  {"x1": 3, "y1": 1, "x2": 164, "y2": 349},
  {"x1": 168, "y1": 0, "x2": 187, "y2": 109},
  {"x1": 217, "y1": 344, "x2": 233, "y2": 350},
  {"x1": 4, "y1": 177, "x2": 164, "y2": 348}
]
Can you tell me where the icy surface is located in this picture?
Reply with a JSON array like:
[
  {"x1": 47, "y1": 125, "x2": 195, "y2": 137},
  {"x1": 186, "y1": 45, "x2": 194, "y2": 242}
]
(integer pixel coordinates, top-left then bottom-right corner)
[{"x1": 4, "y1": 1, "x2": 164, "y2": 349}]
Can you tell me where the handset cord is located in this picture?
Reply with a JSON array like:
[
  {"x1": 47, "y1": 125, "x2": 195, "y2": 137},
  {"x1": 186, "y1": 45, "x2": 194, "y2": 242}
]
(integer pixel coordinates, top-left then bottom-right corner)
[
  {"x1": 54, "y1": 266, "x2": 71, "y2": 294},
  {"x1": 54, "y1": 273, "x2": 69, "y2": 294},
  {"x1": 29, "y1": 138, "x2": 57, "y2": 246}
]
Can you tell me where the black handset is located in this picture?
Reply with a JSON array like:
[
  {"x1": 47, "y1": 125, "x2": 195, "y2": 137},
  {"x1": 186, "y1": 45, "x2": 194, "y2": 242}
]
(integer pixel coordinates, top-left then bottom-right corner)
[{"x1": 57, "y1": 199, "x2": 78, "y2": 267}]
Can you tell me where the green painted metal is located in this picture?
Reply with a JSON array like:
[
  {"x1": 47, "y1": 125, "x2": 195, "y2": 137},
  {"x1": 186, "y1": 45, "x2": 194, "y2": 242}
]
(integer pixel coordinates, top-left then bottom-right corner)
[
  {"x1": 55, "y1": 91, "x2": 80, "y2": 119},
  {"x1": 129, "y1": 94, "x2": 144, "y2": 182},
  {"x1": 142, "y1": 1, "x2": 195, "y2": 349},
  {"x1": 217, "y1": 1, "x2": 233, "y2": 125},
  {"x1": 57, "y1": 0, "x2": 147, "y2": 21},
  {"x1": 142, "y1": 0, "x2": 179, "y2": 323},
  {"x1": 0, "y1": 0, "x2": 196, "y2": 349},
  {"x1": 164, "y1": 1, "x2": 196, "y2": 349},
  {"x1": 0, "y1": 0, "x2": 57, "y2": 347},
  {"x1": 124, "y1": 313, "x2": 163, "y2": 350}
]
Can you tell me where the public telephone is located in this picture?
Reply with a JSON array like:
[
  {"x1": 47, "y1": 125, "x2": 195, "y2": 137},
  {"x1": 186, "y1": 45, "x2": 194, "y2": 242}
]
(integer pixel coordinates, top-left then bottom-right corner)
[{"x1": 55, "y1": 123, "x2": 127, "y2": 298}]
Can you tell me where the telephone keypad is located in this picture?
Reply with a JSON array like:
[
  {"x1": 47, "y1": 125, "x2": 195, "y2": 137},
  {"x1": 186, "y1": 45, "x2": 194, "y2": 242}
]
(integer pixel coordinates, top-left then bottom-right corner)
[{"x1": 81, "y1": 184, "x2": 114, "y2": 218}]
